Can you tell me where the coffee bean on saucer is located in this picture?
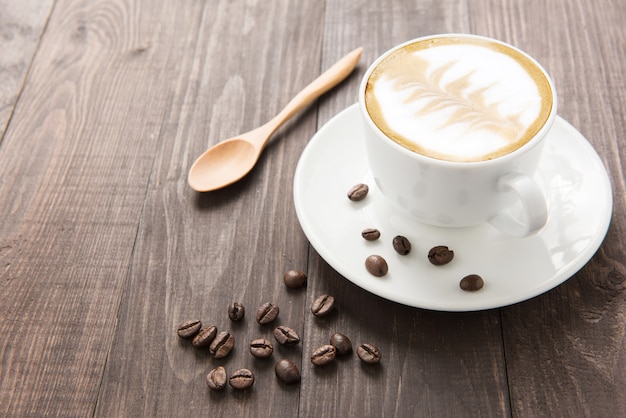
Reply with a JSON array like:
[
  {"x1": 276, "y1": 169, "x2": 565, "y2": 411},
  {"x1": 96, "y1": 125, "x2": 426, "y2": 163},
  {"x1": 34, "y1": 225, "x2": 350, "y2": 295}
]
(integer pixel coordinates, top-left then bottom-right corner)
[
  {"x1": 347, "y1": 183, "x2": 369, "y2": 201},
  {"x1": 209, "y1": 331, "x2": 235, "y2": 358},
  {"x1": 365, "y1": 255, "x2": 388, "y2": 277},
  {"x1": 284, "y1": 270, "x2": 307, "y2": 289},
  {"x1": 361, "y1": 228, "x2": 381, "y2": 241},
  {"x1": 428, "y1": 245, "x2": 454, "y2": 265},
  {"x1": 250, "y1": 338, "x2": 274, "y2": 358},
  {"x1": 392, "y1": 235, "x2": 412, "y2": 255},
  {"x1": 329, "y1": 333, "x2": 352, "y2": 356},
  {"x1": 311, "y1": 344, "x2": 337, "y2": 366},
  {"x1": 229, "y1": 368, "x2": 255, "y2": 390},
  {"x1": 275, "y1": 359, "x2": 301, "y2": 384},
  {"x1": 176, "y1": 319, "x2": 202, "y2": 339},
  {"x1": 192, "y1": 325, "x2": 217, "y2": 348},
  {"x1": 460, "y1": 274, "x2": 484, "y2": 291},
  {"x1": 311, "y1": 294, "x2": 335, "y2": 317},
  {"x1": 228, "y1": 302, "x2": 245, "y2": 322},
  {"x1": 206, "y1": 366, "x2": 227, "y2": 391},
  {"x1": 274, "y1": 325, "x2": 300, "y2": 346},
  {"x1": 256, "y1": 302, "x2": 279, "y2": 324},
  {"x1": 357, "y1": 343, "x2": 381, "y2": 364}
]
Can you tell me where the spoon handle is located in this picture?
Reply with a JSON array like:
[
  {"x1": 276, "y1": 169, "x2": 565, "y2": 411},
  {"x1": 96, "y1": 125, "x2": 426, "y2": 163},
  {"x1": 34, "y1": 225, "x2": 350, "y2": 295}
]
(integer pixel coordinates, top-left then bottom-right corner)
[{"x1": 256, "y1": 47, "x2": 364, "y2": 147}]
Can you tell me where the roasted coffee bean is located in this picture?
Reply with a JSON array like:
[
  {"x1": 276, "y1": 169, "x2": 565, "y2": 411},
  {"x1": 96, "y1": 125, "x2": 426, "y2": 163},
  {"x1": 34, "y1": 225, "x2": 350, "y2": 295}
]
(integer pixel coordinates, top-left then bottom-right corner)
[
  {"x1": 209, "y1": 331, "x2": 235, "y2": 358},
  {"x1": 256, "y1": 302, "x2": 280, "y2": 324},
  {"x1": 361, "y1": 228, "x2": 381, "y2": 241},
  {"x1": 228, "y1": 302, "x2": 245, "y2": 322},
  {"x1": 192, "y1": 325, "x2": 217, "y2": 348},
  {"x1": 329, "y1": 333, "x2": 352, "y2": 356},
  {"x1": 283, "y1": 270, "x2": 307, "y2": 289},
  {"x1": 176, "y1": 319, "x2": 202, "y2": 338},
  {"x1": 365, "y1": 255, "x2": 388, "y2": 277},
  {"x1": 206, "y1": 366, "x2": 227, "y2": 391},
  {"x1": 357, "y1": 343, "x2": 382, "y2": 364},
  {"x1": 311, "y1": 294, "x2": 335, "y2": 317},
  {"x1": 428, "y1": 245, "x2": 454, "y2": 265},
  {"x1": 273, "y1": 325, "x2": 300, "y2": 346},
  {"x1": 311, "y1": 344, "x2": 337, "y2": 366},
  {"x1": 392, "y1": 235, "x2": 412, "y2": 255},
  {"x1": 460, "y1": 274, "x2": 484, "y2": 291},
  {"x1": 347, "y1": 183, "x2": 369, "y2": 201},
  {"x1": 229, "y1": 368, "x2": 254, "y2": 390},
  {"x1": 249, "y1": 338, "x2": 274, "y2": 358},
  {"x1": 275, "y1": 359, "x2": 301, "y2": 384}
]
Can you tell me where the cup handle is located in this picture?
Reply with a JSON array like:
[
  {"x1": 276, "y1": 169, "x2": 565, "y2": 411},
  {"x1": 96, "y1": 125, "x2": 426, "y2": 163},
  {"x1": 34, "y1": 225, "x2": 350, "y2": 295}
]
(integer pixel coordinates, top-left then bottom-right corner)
[{"x1": 488, "y1": 172, "x2": 548, "y2": 237}]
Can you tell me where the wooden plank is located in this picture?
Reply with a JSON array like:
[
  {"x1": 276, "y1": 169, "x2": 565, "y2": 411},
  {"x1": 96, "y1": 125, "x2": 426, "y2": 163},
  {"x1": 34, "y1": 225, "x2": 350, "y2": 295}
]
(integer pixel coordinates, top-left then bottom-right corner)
[
  {"x1": 469, "y1": 0, "x2": 626, "y2": 417},
  {"x1": 0, "y1": 0, "x2": 54, "y2": 136},
  {"x1": 298, "y1": 1, "x2": 511, "y2": 417},
  {"x1": 94, "y1": 0, "x2": 324, "y2": 415}
]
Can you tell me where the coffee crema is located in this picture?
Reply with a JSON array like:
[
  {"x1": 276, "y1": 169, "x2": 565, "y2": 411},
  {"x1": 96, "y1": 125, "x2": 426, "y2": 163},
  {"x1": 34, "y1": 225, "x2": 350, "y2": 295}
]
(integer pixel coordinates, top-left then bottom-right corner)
[{"x1": 364, "y1": 36, "x2": 553, "y2": 162}]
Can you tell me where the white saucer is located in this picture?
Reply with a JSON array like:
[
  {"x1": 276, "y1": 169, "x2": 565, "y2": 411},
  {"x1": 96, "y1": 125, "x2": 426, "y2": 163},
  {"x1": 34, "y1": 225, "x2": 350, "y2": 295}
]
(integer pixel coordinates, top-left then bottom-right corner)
[{"x1": 293, "y1": 104, "x2": 613, "y2": 311}]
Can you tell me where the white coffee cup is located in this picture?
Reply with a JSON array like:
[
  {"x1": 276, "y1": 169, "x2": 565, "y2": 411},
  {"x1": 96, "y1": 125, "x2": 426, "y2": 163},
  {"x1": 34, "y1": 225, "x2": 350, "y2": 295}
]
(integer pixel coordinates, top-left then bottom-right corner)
[{"x1": 359, "y1": 34, "x2": 557, "y2": 237}]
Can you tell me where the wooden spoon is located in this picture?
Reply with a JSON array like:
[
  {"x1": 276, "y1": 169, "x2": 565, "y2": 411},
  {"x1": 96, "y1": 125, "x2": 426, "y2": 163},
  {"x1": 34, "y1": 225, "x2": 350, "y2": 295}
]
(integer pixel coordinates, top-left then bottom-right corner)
[{"x1": 188, "y1": 47, "x2": 363, "y2": 192}]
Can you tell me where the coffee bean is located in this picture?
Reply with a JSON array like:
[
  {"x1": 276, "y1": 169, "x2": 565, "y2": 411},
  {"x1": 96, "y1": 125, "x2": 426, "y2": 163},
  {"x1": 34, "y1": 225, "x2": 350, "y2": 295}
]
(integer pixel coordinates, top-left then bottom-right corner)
[
  {"x1": 428, "y1": 245, "x2": 454, "y2": 265},
  {"x1": 365, "y1": 255, "x2": 388, "y2": 277},
  {"x1": 275, "y1": 359, "x2": 301, "y2": 384},
  {"x1": 228, "y1": 302, "x2": 245, "y2": 322},
  {"x1": 392, "y1": 235, "x2": 412, "y2": 255},
  {"x1": 256, "y1": 302, "x2": 279, "y2": 324},
  {"x1": 206, "y1": 366, "x2": 227, "y2": 391},
  {"x1": 311, "y1": 344, "x2": 337, "y2": 366},
  {"x1": 273, "y1": 325, "x2": 300, "y2": 346},
  {"x1": 229, "y1": 368, "x2": 254, "y2": 390},
  {"x1": 249, "y1": 338, "x2": 274, "y2": 358},
  {"x1": 347, "y1": 183, "x2": 369, "y2": 201},
  {"x1": 192, "y1": 325, "x2": 217, "y2": 348},
  {"x1": 176, "y1": 319, "x2": 202, "y2": 338},
  {"x1": 361, "y1": 228, "x2": 381, "y2": 241},
  {"x1": 329, "y1": 333, "x2": 352, "y2": 356},
  {"x1": 357, "y1": 343, "x2": 381, "y2": 364},
  {"x1": 460, "y1": 274, "x2": 484, "y2": 291},
  {"x1": 209, "y1": 331, "x2": 235, "y2": 358},
  {"x1": 283, "y1": 270, "x2": 307, "y2": 289},
  {"x1": 311, "y1": 294, "x2": 335, "y2": 317}
]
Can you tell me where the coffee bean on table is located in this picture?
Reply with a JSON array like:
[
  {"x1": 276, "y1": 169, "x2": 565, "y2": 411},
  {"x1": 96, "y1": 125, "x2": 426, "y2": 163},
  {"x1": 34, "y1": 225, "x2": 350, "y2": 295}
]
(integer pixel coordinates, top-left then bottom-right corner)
[
  {"x1": 311, "y1": 294, "x2": 335, "y2": 317},
  {"x1": 274, "y1": 325, "x2": 300, "y2": 346},
  {"x1": 329, "y1": 333, "x2": 352, "y2": 356},
  {"x1": 365, "y1": 255, "x2": 388, "y2": 277},
  {"x1": 176, "y1": 319, "x2": 202, "y2": 338},
  {"x1": 311, "y1": 344, "x2": 337, "y2": 366},
  {"x1": 428, "y1": 245, "x2": 454, "y2": 265},
  {"x1": 347, "y1": 183, "x2": 369, "y2": 201},
  {"x1": 357, "y1": 343, "x2": 382, "y2": 364},
  {"x1": 206, "y1": 366, "x2": 227, "y2": 391},
  {"x1": 275, "y1": 359, "x2": 301, "y2": 384},
  {"x1": 283, "y1": 270, "x2": 307, "y2": 289},
  {"x1": 192, "y1": 325, "x2": 217, "y2": 348},
  {"x1": 229, "y1": 368, "x2": 255, "y2": 390},
  {"x1": 361, "y1": 228, "x2": 381, "y2": 241},
  {"x1": 249, "y1": 338, "x2": 274, "y2": 358},
  {"x1": 460, "y1": 274, "x2": 484, "y2": 291},
  {"x1": 228, "y1": 302, "x2": 245, "y2": 322},
  {"x1": 392, "y1": 235, "x2": 412, "y2": 255},
  {"x1": 209, "y1": 331, "x2": 235, "y2": 358},
  {"x1": 256, "y1": 302, "x2": 279, "y2": 324}
]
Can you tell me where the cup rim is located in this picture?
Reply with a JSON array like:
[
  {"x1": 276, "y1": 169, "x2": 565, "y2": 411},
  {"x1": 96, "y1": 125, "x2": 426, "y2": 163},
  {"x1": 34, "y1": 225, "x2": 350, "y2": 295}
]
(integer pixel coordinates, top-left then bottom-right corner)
[{"x1": 358, "y1": 33, "x2": 558, "y2": 167}]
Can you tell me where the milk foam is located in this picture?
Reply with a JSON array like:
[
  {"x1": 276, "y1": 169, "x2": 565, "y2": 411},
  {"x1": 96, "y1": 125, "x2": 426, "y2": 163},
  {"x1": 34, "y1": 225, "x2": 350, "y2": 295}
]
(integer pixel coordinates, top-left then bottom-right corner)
[{"x1": 365, "y1": 38, "x2": 552, "y2": 161}]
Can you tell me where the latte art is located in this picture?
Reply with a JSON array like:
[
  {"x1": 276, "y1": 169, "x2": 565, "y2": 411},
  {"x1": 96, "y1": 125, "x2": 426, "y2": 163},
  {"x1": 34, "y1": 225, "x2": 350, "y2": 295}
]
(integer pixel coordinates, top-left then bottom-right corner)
[{"x1": 365, "y1": 37, "x2": 553, "y2": 161}]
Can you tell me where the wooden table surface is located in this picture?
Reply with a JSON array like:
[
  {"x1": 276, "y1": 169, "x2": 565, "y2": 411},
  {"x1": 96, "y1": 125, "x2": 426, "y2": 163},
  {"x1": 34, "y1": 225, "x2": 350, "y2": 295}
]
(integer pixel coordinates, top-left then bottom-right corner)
[{"x1": 1, "y1": 0, "x2": 624, "y2": 416}]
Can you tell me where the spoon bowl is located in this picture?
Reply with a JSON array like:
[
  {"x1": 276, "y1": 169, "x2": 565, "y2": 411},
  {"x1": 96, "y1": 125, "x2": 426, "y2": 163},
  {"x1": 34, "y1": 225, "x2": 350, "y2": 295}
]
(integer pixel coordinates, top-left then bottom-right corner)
[{"x1": 188, "y1": 47, "x2": 363, "y2": 192}]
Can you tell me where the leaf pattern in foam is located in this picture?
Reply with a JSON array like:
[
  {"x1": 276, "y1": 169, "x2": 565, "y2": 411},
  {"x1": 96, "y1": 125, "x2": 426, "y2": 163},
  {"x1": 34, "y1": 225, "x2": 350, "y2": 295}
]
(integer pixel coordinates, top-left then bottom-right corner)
[{"x1": 389, "y1": 54, "x2": 524, "y2": 142}]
